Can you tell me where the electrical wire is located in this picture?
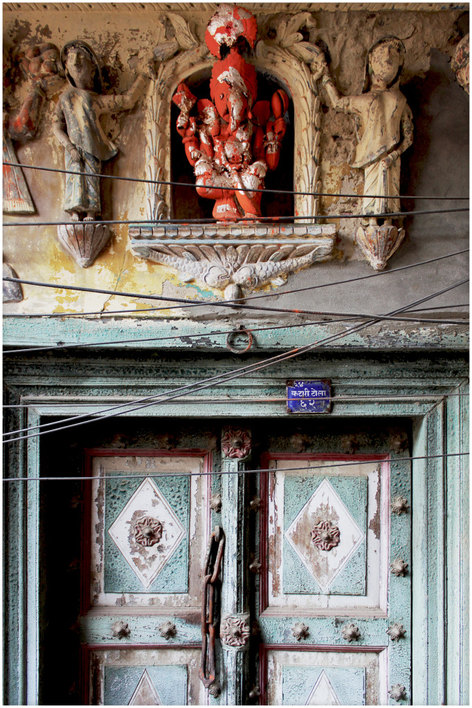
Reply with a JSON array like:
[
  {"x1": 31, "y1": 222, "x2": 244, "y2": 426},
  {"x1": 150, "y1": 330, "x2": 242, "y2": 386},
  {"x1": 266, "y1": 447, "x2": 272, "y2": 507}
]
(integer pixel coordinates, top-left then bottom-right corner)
[
  {"x1": 3, "y1": 206, "x2": 469, "y2": 227},
  {"x1": 3, "y1": 248, "x2": 469, "y2": 317},
  {"x1": 4, "y1": 307, "x2": 469, "y2": 356},
  {"x1": 3, "y1": 279, "x2": 465, "y2": 443},
  {"x1": 3, "y1": 160, "x2": 469, "y2": 202},
  {"x1": 2, "y1": 452, "x2": 469, "y2": 483}
]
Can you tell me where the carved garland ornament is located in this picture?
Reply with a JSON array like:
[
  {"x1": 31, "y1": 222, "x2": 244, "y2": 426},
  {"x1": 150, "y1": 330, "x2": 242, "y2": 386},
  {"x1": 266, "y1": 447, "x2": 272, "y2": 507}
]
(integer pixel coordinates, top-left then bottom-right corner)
[
  {"x1": 220, "y1": 615, "x2": 251, "y2": 647},
  {"x1": 311, "y1": 520, "x2": 340, "y2": 551},
  {"x1": 134, "y1": 516, "x2": 163, "y2": 547}
]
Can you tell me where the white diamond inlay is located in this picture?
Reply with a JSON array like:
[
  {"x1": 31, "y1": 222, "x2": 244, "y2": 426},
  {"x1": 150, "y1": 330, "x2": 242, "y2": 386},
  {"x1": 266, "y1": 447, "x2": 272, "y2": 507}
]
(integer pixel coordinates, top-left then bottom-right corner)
[
  {"x1": 129, "y1": 670, "x2": 161, "y2": 705},
  {"x1": 306, "y1": 671, "x2": 340, "y2": 705},
  {"x1": 285, "y1": 478, "x2": 365, "y2": 592},
  {"x1": 108, "y1": 477, "x2": 185, "y2": 589}
]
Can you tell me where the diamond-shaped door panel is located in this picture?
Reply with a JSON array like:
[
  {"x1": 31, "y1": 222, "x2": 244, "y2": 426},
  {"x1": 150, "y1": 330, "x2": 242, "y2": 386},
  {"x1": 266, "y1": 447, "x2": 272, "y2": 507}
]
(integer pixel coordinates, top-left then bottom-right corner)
[
  {"x1": 285, "y1": 478, "x2": 365, "y2": 592},
  {"x1": 88, "y1": 453, "x2": 210, "y2": 608},
  {"x1": 264, "y1": 458, "x2": 389, "y2": 613},
  {"x1": 108, "y1": 478, "x2": 185, "y2": 589}
]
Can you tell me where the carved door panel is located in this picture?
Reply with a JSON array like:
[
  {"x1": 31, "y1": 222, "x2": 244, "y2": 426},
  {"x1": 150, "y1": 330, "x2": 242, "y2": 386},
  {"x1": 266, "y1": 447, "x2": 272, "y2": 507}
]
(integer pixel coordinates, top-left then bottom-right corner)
[
  {"x1": 80, "y1": 423, "x2": 411, "y2": 706},
  {"x1": 81, "y1": 450, "x2": 212, "y2": 705},
  {"x1": 256, "y1": 428, "x2": 411, "y2": 705}
]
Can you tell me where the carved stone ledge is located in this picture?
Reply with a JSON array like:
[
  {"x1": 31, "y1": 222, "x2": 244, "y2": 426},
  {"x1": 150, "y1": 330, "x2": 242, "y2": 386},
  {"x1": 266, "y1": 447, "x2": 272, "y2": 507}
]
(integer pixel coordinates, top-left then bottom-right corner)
[{"x1": 130, "y1": 223, "x2": 336, "y2": 300}]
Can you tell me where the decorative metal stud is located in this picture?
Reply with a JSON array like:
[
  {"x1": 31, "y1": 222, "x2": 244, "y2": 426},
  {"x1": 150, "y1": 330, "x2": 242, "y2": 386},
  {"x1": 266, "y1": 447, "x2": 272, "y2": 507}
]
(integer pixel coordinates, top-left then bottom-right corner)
[
  {"x1": 159, "y1": 621, "x2": 177, "y2": 640},
  {"x1": 388, "y1": 684, "x2": 406, "y2": 701},
  {"x1": 341, "y1": 622, "x2": 361, "y2": 642},
  {"x1": 111, "y1": 620, "x2": 130, "y2": 639},
  {"x1": 249, "y1": 559, "x2": 262, "y2": 574},
  {"x1": 209, "y1": 681, "x2": 221, "y2": 698},
  {"x1": 249, "y1": 686, "x2": 261, "y2": 699},
  {"x1": 390, "y1": 558, "x2": 408, "y2": 577},
  {"x1": 210, "y1": 494, "x2": 222, "y2": 513},
  {"x1": 249, "y1": 496, "x2": 261, "y2": 512},
  {"x1": 386, "y1": 623, "x2": 406, "y2": 641},
  {"x1": 311, "y1": 520, "x2": 341, "y2": 551},
  {"x1": 291, "y1": 622, "x2": 309, "y2": 641},
  {"x1": 391, "y1": 496, "x2": 409, "y2": 515}
]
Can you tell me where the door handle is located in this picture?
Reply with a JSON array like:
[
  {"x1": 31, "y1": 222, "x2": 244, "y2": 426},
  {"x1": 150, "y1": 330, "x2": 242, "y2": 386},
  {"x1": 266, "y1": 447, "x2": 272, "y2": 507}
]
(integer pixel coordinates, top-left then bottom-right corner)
[{"x1": 200, "y1": 526, "x2": 225, "y2": 692}]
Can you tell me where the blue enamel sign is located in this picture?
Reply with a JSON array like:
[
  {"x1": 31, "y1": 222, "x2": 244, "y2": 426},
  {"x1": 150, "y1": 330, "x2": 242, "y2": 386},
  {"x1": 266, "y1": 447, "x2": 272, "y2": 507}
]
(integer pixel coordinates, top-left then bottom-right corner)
[{"x1": 287, "y1": 380, "x2": 332, "y2": 413}]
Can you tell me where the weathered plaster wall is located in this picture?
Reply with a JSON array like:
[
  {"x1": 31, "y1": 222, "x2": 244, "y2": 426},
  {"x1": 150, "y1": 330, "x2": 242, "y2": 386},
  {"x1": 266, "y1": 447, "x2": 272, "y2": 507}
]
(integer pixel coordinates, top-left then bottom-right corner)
[{"x1": 3, "y1": 3, "x2": 468, "y2": 320}]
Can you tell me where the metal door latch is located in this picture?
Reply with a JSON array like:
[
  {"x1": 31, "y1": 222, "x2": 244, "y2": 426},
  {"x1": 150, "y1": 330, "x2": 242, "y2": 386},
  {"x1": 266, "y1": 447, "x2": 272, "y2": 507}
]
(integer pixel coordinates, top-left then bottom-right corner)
[{"x1": 200, "y1": 526, "x2": 225, "y2": 692}]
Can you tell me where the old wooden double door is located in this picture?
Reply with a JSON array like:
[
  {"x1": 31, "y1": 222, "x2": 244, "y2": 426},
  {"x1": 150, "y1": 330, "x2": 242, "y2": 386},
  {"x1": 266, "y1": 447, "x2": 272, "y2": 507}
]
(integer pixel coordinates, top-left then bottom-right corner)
[{"x1": 80, "y1": 420, "x2": 411, "y2": 705}]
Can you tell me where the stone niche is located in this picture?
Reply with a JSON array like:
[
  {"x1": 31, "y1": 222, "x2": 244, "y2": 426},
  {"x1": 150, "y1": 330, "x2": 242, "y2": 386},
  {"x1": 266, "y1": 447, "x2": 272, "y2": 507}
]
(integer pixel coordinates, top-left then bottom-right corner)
[{"x1": 129, "y1": 7, "x2": 337, "y2": 300}]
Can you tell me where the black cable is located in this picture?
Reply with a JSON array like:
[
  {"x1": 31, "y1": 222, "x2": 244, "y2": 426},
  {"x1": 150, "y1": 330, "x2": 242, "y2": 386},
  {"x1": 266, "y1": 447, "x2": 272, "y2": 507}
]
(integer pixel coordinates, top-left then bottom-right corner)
[
  {"x1": 3, "y1": 206, "x2": 469, "y2": 227},
  {"x1": 2, "y1": 451, "x2": 468, "y2": 482},
  {"x1": 3, "y1": 279, "x2": 465, "y2": 443},
  {"x1": 3, "y1": 248, "x2": 468, "y2": 317},
  {"x1": 4, "y1": 308, "x2": 469, "y2": 356},
  {"x1": 4, "y1": 160, "x2": 469, "y2": 201}
]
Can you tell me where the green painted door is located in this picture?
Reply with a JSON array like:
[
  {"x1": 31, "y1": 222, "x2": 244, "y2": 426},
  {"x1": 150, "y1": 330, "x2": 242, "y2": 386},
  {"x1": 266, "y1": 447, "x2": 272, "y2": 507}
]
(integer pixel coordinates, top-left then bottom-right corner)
[{"x1": 80, "y1": 421, "x2": 411, "y2": 705}]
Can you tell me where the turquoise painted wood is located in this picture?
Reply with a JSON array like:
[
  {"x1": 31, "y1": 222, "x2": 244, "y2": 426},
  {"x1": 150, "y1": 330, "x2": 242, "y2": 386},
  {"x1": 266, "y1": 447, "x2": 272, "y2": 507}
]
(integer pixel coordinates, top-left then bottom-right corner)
[
  {"x1": 282, "y1": 665, "x2": 365, "y2": 705},
  {"x1": 2, "y1": 348, "x2": 469, "y2": 705},
  {"x1": 104, "y1": 665, "x2": 187, "y2": 705}
]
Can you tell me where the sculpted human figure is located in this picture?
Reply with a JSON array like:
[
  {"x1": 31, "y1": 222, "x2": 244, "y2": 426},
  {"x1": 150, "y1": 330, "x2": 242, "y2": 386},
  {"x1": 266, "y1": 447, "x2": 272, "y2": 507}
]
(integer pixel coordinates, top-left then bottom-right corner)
[
  {"x1": 318, "y1": 37, "x2": 413, "y2": 226},
  {"x1": 313, "y1": 37, "x2": 414, "y2": 269},
  {"x1": 53, "y1": 40, "x2": 148, "y2": 221},
  {"x1": 172, "y1": 5, "x2": 289, "y2": 222}
]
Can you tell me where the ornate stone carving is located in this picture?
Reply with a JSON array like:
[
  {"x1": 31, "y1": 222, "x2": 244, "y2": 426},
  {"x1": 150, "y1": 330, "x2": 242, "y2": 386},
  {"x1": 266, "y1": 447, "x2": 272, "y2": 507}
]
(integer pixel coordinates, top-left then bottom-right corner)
[
  {"x1": 220, "y1": 615, "x2": 251, "y2": 647},
  {"x1": 111, "y1": 620, "x2": 130, "y2": 638},
  {"x1": 133, "y1": 516, "x2": 163, "y2": 547},
  {"x1": 451, "y1": 34, "x2": 469, "y2": 94},
  {"x1": 158, "y1": 620, "x2": 177, "y2": 639},
  {"x1": 133, "y1": 231, "x2": 335, "y2": 300},
  {"x1": 222, "y1": 428, "x2": 251, "y2": 459},
  {"x1": 4, "y1": 42, "x2": 62, "y2": 215},
  {"x1": 387, "y1": 623, "x2": 406, "y2": 641},
  {"x1": 391, "y1": 496, "x2": 409, "y2": 515},
  {"x1": 316, "y1": 37, "x2": 413, "y2": 270},
  {"x1": 341, "y1": 622, "x2": 361, "y2": 641},
  {"x1": 390, "y1": 558, "x2": 408, "y2": 577},
  {"x1": 388, "y1": 684, "x2": 406, "y2": 701},
  {"x1": 311, "y1": 520, "x2": 341, "y2": 551},
  {"x1": 291, "y1": 622, "x2": 310, "y2": 641},
  {"x1": 131, "y1": 7, "x2": 336, "y2": 300},
  {"x1": 53, "y1": 40, "x2": 148, "y2": 266}
]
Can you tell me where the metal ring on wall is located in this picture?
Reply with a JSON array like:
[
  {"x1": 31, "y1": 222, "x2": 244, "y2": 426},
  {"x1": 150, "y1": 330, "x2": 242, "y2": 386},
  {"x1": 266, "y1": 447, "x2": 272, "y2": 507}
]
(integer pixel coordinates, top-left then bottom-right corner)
[{"x1": 226, "y1": 328, "x2": 254, "y2": 354}]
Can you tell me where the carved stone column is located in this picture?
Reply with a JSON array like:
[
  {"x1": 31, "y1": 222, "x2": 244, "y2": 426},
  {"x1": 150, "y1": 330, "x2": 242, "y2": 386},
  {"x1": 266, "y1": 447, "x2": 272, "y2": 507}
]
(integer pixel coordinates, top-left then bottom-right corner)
[{"x1": 220, "y1": 427, "x2": 251, "y2": 705}]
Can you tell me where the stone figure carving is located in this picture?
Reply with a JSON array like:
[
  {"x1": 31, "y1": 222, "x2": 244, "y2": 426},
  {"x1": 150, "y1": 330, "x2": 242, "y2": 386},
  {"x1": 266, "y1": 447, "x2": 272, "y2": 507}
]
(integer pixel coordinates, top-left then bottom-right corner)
[
  {"x1": 316, "y1": 37, "x2": 414, "y2": 270},
  {"x1": 172, "y1": 5, "x2": 289, "y2": 222},
  {"x1": 3, "y1": 42, "x2": 62, "y2": 214},
  {"x1": 52, "y1": 40, "x2": 148, "y2": 266}
]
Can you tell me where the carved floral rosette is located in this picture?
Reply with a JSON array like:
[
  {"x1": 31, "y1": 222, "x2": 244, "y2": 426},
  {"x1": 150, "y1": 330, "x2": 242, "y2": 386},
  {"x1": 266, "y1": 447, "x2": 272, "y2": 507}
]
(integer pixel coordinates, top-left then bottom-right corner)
[
  {"x1": 311, "y1": 520, "x2": 341, "y2": 551},
  {"x1": 134, "y1": 516, "x2": 163, "y2": 547},
  {"x1": 221, "y1": 427, "x2": 251, "y2": 459},
  {"x1": 130, "y1": 9, "x2": 336, "y2": 299},
  {"x1": 220, "y1": 615, "x2": 251, "y2": 647}
]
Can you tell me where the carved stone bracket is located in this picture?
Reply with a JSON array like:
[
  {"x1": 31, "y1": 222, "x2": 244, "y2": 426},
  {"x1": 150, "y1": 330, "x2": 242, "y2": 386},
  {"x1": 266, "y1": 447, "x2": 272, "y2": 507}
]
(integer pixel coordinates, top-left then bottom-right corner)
[
  {"x1": 221, "y1": 428, "x2": 251, "y2": 460},
  {"x1": 57, "y1": 223, "x2": 112, "y2": 268},
  {"x1": 220, "y1": 614, "x2": 251, "y2": 648},
  {"x1": 130, "y1": 223, "x2": 335, "y2": 299}
]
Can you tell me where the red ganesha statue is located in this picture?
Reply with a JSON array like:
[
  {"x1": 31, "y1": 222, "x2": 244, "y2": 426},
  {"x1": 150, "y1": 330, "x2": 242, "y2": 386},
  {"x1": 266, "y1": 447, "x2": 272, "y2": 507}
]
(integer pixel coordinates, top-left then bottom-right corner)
[{"x1": 172, "y1": 5, "x2": 289, "y2": 222}]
